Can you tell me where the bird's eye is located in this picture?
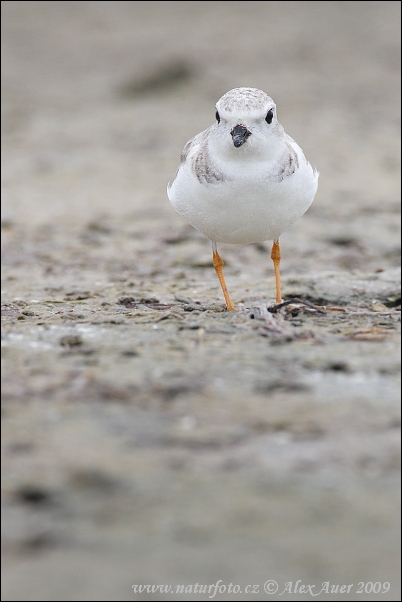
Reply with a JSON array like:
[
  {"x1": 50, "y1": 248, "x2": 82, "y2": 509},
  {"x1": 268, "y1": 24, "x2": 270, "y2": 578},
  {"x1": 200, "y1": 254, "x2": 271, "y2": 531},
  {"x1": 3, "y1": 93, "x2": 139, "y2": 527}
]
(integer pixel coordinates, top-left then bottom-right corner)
[
  {"x1": 215, "y1": 111, "x2": 220, "y2": 123},
  {"x1": 265, "y1": 109, "x2": 274, "y2": 124}
]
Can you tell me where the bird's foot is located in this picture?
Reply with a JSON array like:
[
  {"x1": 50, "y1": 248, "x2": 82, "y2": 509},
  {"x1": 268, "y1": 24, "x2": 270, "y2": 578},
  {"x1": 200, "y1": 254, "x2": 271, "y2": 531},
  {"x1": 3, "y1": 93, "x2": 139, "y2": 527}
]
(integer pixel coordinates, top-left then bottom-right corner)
[{"x1": 268, "y1": 297, "x2": 326, "y2": 314}]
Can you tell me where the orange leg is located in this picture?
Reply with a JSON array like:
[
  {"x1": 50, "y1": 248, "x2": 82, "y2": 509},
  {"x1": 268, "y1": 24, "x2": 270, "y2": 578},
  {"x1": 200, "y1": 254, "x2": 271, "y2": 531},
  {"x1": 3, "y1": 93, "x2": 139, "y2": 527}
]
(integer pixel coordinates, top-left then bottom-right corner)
[
  {"x1": 271, "y1": 239, "x2": 282, "y2": 304},
  {"x1": 212, "y1": 244, "x2": 235, "y2": 311}
]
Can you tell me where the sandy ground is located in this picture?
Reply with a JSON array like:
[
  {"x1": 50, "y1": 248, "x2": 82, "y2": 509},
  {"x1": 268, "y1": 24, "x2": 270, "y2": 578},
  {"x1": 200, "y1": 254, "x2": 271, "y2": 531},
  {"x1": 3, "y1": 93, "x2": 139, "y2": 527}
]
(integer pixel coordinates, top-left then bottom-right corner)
[{"x1": 1, "y1": 2, "x2": 401, "y2": 600}]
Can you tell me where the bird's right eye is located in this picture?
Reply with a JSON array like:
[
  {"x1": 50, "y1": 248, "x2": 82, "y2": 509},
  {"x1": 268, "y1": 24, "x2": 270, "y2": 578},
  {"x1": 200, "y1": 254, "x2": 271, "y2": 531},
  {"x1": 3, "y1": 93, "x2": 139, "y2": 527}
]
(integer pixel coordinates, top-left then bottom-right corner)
[{"x1": 215, "y1": 111, "x2": 220, "y2": 123}]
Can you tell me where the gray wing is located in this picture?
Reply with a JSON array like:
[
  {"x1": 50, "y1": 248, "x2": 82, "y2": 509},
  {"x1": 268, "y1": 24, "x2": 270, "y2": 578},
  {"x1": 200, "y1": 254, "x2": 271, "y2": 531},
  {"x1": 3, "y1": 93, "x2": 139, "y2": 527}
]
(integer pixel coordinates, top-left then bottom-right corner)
[{"x1": 180, "y1": 127, "x2": 224, "y2": 186}]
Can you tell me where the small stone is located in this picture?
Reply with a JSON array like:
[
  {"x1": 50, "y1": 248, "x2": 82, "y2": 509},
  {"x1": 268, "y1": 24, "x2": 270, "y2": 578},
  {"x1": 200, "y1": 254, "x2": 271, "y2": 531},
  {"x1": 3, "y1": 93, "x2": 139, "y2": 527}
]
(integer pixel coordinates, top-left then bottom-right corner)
[{"x1": 59, "y1": 335, "x2": 83, "y2": 347}]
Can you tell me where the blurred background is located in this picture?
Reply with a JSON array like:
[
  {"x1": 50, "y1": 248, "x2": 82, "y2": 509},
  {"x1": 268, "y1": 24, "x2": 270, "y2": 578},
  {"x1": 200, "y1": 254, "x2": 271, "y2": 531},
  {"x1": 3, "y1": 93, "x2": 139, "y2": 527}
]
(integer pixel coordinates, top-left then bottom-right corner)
[
  {"x1": 2, "y1": 2, "x2": 400, "y2": 601},
  {"x1": 2, "y1": 1, "x2": 400, "y2": 229}
]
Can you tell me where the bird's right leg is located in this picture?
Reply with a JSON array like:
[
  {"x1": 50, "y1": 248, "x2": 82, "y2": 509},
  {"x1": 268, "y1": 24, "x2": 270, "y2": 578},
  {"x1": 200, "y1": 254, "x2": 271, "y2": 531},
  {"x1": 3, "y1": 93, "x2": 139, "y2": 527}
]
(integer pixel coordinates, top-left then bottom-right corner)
[{"x1": 212, "y1": 242, "x2": 235, "y2": 311}]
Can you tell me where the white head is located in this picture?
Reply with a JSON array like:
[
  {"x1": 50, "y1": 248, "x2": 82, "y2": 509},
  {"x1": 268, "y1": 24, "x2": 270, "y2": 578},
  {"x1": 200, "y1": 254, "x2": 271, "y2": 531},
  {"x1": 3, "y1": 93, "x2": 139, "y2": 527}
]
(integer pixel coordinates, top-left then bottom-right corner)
[{"x1": 211, "y1": 87, "x2": 283, "y2": 159}]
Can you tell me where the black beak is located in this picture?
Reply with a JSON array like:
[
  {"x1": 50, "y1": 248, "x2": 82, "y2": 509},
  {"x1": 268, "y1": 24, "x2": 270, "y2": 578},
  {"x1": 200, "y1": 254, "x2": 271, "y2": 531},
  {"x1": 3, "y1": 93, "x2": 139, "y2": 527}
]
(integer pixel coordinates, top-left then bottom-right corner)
[{"x1": 230, "y1": 124, "x2": 251, "y2": 148}]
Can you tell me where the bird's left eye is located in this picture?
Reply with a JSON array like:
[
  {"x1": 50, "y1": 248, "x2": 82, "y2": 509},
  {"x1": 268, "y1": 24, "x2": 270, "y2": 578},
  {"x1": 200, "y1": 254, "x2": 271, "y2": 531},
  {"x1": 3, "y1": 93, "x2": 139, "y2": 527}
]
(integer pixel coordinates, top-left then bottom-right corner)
[
  {"x1": 265, "y1": 109, "x2": 274, "y2": 124},
  {"x1": 215, "y1": 111, "x2": 220, "y2": 123}
]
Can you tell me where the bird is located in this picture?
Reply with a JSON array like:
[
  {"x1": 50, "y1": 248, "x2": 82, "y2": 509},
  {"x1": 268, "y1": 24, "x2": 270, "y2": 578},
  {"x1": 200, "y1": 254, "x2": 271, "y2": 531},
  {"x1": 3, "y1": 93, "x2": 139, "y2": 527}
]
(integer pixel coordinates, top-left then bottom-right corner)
[{"x1": 167, "y1": 87, "x2": 318, "y2": 310}]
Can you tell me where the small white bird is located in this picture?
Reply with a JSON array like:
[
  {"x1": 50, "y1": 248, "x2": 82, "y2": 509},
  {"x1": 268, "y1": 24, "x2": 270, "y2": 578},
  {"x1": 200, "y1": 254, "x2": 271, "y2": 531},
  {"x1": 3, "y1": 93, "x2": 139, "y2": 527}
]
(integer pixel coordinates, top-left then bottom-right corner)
[{"x1": 167, "y1": 87, "x2": 318, "y2": 310}]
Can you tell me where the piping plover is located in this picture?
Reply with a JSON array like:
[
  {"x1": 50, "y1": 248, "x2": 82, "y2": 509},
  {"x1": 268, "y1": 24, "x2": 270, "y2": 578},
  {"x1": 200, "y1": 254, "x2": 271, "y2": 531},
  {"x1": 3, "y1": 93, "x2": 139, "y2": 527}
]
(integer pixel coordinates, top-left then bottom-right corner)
[{"x1": 167, "y1": 87, "x2": 318, "y2": 310}]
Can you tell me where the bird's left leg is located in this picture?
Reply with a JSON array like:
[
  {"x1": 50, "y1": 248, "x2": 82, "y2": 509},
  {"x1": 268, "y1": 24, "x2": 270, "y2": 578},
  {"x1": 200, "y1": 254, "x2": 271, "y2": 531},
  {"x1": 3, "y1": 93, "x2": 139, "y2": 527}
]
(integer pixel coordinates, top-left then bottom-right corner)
[
  {"x1": 271, "y1": 239, "x2": 283, "y2": 304},
  {"x1": 269, "y1": 240, "x2": 327, "y2": 314},
  {"x1": 212, "y1": 242, "x2": 235, "y2": 311}
]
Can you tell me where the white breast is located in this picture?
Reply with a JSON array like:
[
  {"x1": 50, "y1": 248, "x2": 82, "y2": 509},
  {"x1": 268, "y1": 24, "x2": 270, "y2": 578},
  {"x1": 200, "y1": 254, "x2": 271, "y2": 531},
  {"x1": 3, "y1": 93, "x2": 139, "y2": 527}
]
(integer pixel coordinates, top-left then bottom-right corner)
[{"x1": 168, "y1": 139, "x2": 318, "y2": 244}]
